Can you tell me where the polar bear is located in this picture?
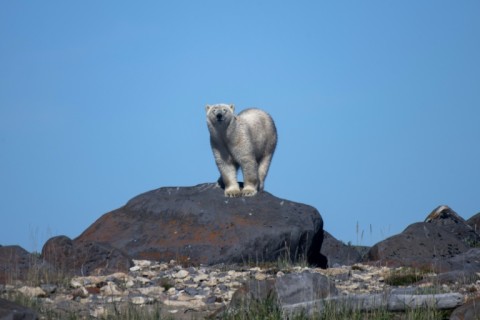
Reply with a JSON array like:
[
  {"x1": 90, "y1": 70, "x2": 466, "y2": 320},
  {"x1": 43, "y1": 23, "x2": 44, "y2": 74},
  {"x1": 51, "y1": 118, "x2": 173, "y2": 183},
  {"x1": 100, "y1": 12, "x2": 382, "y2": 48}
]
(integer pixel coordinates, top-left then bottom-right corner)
[{"x1": 206, "y1": 104, "x2": 277, "y2": 197}]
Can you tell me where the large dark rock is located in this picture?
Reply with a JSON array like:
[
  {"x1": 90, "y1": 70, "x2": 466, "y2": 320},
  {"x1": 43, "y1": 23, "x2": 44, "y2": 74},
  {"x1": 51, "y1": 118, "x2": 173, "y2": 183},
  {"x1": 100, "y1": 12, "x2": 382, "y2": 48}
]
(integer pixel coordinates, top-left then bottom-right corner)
[
  {"x1": 0, "y1": 298, "x2": 38, "y2": 319},
  {"x1": 436, "y1": 248, "x2": 480, "y2": 274},
  {"x1": 425, "y1": 205, "x2": 480, "y2": 247},
  {"x1": 321, "y1": 231, "x2": 363, "y2": 266},
  {"x1": 41, "y1": 236, "x2": 132, "y2": 276},
  {"x1": 466, "y1": 212, "x2": 480, "y2": 235},
  {"x1": 0, "y1": 245, "x2": 34, "y2": 284},
  {"x1": 73, "y1": 183, "x2": 326, "y2": 268},
  {"x1": 367, "y1": 222, "x2": 469, "y2": 269},
  {"x1": 366, "y1": 205, "x2": 479, "y2": 271}
]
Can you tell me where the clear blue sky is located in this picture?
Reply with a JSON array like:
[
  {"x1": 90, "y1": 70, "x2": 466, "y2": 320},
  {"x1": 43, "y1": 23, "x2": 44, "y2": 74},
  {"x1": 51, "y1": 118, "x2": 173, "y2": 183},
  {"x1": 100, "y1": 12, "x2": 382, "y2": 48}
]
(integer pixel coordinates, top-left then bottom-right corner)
[{"x1": 1, "y1": 1, "x2": 479, "y2": 252}]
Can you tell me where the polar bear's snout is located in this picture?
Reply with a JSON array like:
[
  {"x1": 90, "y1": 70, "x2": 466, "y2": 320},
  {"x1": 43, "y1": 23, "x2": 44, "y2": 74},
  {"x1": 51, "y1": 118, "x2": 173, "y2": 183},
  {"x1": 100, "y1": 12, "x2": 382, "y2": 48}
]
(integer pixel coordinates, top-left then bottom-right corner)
[{"x1": 216, "y1": 113, "x2": 224, "y2": 121}]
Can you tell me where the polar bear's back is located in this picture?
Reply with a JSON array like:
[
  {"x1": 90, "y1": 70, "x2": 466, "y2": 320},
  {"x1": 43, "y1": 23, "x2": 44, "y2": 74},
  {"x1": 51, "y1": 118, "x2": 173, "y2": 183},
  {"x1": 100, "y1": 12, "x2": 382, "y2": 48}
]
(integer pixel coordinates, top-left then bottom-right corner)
[{"x1": 237, "y1": 108, "x2": 277, "y2": 156}]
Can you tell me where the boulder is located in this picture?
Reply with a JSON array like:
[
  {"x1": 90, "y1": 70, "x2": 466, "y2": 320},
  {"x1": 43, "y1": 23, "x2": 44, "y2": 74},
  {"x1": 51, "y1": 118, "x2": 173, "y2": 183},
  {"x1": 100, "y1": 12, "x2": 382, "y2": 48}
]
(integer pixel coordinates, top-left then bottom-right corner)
[
  {"x1": 434, "y1": 248, "x2": 480, "y2": 275},
  {"x1": 41, "y1": 236, "x2": 132, "y2": 276},
  {"x1": 321, "y1": 231, "x2": 363, "y2": 266},
  {"x1": 72, "y1": 183, "x2": 325, "y2": 268},
  {"x1": 230, "y1": 272, "x2": 337, "y2": 315},
  {"x1": 367, "y1": 222, "x2": 470, "y2": 269},
  {"x1": 366, "y1": 205, "x2": 479, "y2": 271},
  {"x1": 466, "y1": 212, "x2": 480, "y2": 235},
  {"x1": 0, "y1": 298, "x2": 38, "y2": 319},
  {"x1": 425, "y1": 205, "x2": 480, "y2": 247},
  {"x1": 0, "y1": 245, "x2": 34, "y2": 284}
]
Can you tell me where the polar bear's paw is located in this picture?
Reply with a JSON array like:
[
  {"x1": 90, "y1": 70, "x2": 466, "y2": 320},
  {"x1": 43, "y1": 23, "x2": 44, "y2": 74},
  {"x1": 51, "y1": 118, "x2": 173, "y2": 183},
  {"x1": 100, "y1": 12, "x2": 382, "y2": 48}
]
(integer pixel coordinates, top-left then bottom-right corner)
[
  {"x1": 241, "y1": 186, "x2": 258, "y2": 197},
  {"x1": 224, "y1": 186, "x2": 241, "y2": 197}
]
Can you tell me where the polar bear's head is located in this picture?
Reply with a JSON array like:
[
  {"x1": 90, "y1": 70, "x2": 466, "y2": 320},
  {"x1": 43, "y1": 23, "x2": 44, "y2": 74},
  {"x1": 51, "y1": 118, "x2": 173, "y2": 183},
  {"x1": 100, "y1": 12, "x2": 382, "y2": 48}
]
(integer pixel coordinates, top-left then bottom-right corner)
[{"x1": 205, "y1": 104, "x2": 235, "y2": 126}]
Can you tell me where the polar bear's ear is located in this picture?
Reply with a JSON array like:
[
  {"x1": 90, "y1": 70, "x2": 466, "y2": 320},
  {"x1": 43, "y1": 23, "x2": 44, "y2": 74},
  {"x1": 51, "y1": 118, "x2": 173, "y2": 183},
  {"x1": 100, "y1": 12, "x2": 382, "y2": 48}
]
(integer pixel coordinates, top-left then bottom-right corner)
[
  {"x1": 205, "y1": 105, "x2": 211, "y2": 113},
  {"x1": 229, "y1": 104, "x2": 235, "y2": 113}
]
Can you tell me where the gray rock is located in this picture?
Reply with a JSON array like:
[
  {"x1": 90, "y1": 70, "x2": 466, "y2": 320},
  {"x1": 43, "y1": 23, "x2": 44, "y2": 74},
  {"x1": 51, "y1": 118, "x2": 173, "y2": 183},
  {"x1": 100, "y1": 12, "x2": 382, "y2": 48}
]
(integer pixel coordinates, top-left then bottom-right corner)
[
  {"x1": 0, "y1": 246, "x2": 35, "y2": 284},
  {"x1": 283, "y1": 292, "x2": 463, "y2": 316},
  {"x1": 450, "y1": 296, "x2": 480, "y2": 320},
  {"x1": 40, "y1": 284, "x2": 57, "y2": 295},
  {"x1": 466, "y1": 212, "x2": 480, "y2": 236},
  {"x1": 367, "y1": 222, "x2": 469, "y2": 269},
  {"x1": 41, "y1": 235, "x2": 132, "y2": 276},
  {"x1": 436, "y1": 248, "x2": 480, "y2": 274},
  {"x1": 275, "y1": 272, "x2": 338, "y2": 305},
  {"x1": 184, "y1": 287, "x2": 199, "y2": 296},
  {"x1": 321, "y1": 231, "x2": 363, "y2": 266},
  {"x1": 366, "y1": 205, "x2": 478, "y2": 271},
  {"x1": 231, "y1": 272, "x2": 337, "y2": 314},
  {"x1": 0, "y1": 298, "x2": 38, "y2": 320},
  {"x1": 425, "y1": 205, "x2": 480, "y2": 248},
  {"x1": 74, "y1": 183, "x2": 326, "y2": 267}
]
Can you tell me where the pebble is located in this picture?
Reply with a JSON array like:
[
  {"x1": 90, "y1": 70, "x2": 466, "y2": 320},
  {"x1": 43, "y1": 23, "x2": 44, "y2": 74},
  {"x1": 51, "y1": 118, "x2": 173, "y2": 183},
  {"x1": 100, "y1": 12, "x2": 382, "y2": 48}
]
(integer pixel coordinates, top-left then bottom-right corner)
[
  {"x1": 100, "y1": 282, "x2": 123, "y2": 296},
  {"x1": 174, "y1": 270, "x2": 189, "y2": 279},
  {"x1": 130, "y1": 295, "x2": 155, "y2": 305},
  {"x1": 17, "y1": 286, "x2": 46, "y2": 298}
]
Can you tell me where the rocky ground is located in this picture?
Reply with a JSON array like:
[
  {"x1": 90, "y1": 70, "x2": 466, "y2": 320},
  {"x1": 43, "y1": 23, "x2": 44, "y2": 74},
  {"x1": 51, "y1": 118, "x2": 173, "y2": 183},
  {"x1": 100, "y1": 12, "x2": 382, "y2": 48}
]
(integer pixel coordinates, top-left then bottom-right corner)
[
  {"x1": 1, "y1": 258, "x2": 479, "y2": 319},
  {"x1": 1, "y1": 185, "x2": 480, "y2": 319}
]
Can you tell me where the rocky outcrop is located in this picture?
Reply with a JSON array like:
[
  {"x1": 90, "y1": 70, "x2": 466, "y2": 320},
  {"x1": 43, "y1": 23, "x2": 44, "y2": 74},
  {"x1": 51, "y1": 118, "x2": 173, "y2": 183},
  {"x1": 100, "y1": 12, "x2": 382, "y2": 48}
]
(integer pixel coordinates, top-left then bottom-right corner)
[
  {"x1": 40, "y1": 183, "x2": 326, "y2": 276},
  {"x1": 42, "y1": 236, "x2": 132, "y2": 276},
  {"x1": 0, "y1": 245, "x2": 35, "y2": 284},
  {"x1": 425, "y1": 205, "x2": 480, "y2": 247},
  {"x1": 466, "y1": 212, "x2": 480, "y2": 235},
  {"x1": 366, "y1": 205, "x2": 480, "y2": 271},
  {"x1": 321, "y1": 231, "x2": 363, "y2": 267}
]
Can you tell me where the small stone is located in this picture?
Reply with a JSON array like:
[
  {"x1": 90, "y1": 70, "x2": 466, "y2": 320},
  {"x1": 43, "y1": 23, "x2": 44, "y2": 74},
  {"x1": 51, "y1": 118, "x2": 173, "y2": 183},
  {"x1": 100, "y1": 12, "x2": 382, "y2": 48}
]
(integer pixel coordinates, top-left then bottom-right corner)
[
  {"x1": 72, "y1": 286, "x2": 89, "y2": 299},
  {"x1": 130, "y1": 295, "x2": 155, "y2": 305},
  {"x1": 134, "y1": 276, "x2": 152, "y2": 285},
  {"x1": 218, "y1": 284, "x2": 228, "y2": 292},
  {"x1": 137, "y1": 286, "x2": 165, "y2": 296},
  {"x1": 204, "y1": 278, "x2": 218, "y2": 287},
  {"x1": 185, "y1": 287, "x2": 198, "y2": 296},
  {"x1": 141, "y1": 270, "x2": 156, "y2": 279},
  {"x1": 167, "y1": 287, "x2": 176, "y2": 295},
  {"x1": 255, "y1": 273, "x2": 267, "y2": 281},
  {"x1": 100, "y1": 282, "x2": 123, "y2": 296},
  {"x1": 70, "y1": 279, "x2": 83, "y2": 288},
  {"x1": 130, "y1": 265, "x2": 141, "y2": 272},
  {"x1": 110, "y1": 272, "x2": 130, "y2": 282},
  {"x1": 18, "y1": 286, "x2": 46, "y2": 298},
  {"x1": 132, "y1": 259, "x2": 152, "y2": 268},
  {"x1": 277, "y1": 271, "x2": 285, "y2": 277},
  {"x1": 177, "y1": 292, "x2": 195, "y2": 301},
  {"x1": 174, "y1": 270, "x2": 189, "y2": 279},
  {"x1": 40, "y1": 284, "x2": 57, "y2": 294},
  {"x1": 153, "y1": 263, "x2": 169, "y2": 271},
  {"x1": 194, "y1": 273, "x2": 209, "y2": 282}
]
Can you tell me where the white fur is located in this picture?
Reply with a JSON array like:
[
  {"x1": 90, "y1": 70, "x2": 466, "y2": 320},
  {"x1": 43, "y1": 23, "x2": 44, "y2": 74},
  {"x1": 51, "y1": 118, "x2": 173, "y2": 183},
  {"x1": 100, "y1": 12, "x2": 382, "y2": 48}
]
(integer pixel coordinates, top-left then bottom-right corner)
[{"x1": 206, "y1": 104, "x2": 277, "y2": 197}]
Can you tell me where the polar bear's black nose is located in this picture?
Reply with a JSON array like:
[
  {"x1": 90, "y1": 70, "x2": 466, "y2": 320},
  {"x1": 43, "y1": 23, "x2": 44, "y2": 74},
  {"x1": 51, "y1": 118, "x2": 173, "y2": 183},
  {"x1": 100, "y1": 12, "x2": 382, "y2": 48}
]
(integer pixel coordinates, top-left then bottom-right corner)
[{"x1": 216, "y1": 113, "x2": 223, "y2": 121}]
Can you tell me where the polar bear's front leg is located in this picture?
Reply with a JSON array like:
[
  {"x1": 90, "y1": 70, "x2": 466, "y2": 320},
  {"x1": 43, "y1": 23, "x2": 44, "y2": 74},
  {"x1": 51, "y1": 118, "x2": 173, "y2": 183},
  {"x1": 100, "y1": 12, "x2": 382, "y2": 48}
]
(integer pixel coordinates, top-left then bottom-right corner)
[{"x1": 219, "y1": 163, "x2": 241, "y2": 197}]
